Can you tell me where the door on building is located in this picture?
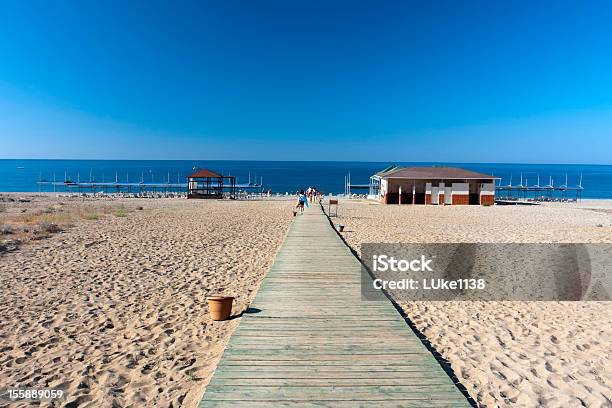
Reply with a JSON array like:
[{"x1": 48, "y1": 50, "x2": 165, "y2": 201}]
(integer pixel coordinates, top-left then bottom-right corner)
[
  {"x1": 469, "y1": 183, "x2": 480, "y2": 205},
  {"x1": 431, "y1": 186, "x2": 439, "y2": 205},
  {"x1": 444, "y1": 186, "x2": 452, "y2": 205}
]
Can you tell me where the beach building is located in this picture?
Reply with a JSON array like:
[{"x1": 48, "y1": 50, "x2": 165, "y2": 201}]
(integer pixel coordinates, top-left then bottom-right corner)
[
  {"x1": 369, "y1": 166, "x2": 497, "y2": 205},
  {"x1": 187, "y1": 169, "x2": 236, "y2": 199}
]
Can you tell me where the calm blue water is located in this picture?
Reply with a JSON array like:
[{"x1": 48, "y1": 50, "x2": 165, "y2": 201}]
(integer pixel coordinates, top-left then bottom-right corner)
[{"x1": 1, "y1": 160, "x2": 611, "y2": 198}]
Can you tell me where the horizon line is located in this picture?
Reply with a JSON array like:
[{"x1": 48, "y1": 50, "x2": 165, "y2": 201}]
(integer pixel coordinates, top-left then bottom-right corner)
[{"x1": 1, "y1": 158, "x2": 611, "y2": 167}]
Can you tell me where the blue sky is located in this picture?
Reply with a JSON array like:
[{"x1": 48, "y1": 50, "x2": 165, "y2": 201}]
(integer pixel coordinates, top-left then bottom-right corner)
[{"x1": 1, "y1": 0, "x2": 612, "y2": 163}]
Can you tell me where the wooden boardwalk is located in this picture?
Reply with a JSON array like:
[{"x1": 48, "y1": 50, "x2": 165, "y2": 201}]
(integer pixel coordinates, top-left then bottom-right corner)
[{"x1": 198, "y1": 204, "x2": 471, "y2": 408}]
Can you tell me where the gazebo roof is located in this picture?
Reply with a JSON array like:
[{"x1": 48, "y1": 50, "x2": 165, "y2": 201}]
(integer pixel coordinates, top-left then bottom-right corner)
[{"x1": 188, "y1": 169, "x2": 222, "y2": 178}]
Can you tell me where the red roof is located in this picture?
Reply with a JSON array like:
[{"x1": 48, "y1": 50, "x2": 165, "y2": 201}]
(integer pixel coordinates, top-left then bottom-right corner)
[
  {"x1": 376, "y1": 166, "x2": 497, "y2": 180},
  {"x1": 187, "y1": 169, "x2": 222, "y2": 178}
]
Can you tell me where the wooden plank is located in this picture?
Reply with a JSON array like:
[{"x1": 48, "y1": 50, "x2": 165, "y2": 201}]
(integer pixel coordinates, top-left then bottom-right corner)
[
  {"x1": 214, "y1": 367, "x2": 449, "y2": 375},
  {"x1": 227, "y1": 337, "x2": 421, "y2": 345},
  {"x1": 202, "y1": 401, "x2": 467, "y2": 408},
  {"x1": 203, "y1": 388, "x2": 465, "y2": 400},
  {"x1": 204, "y1": 385, "x2": 463, "y2": 396},
  {"x1": 198, "y1": 205, "x2": 470, "y2": 407},
  {"x1": 218, "y1": 360, "x2": 442, "y2": 367},
  {"x1": 209, "y1": 377, "x2": 458, "y2": 386}
]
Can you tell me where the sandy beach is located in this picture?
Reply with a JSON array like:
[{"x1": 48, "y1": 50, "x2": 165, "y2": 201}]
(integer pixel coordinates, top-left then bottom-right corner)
[
  {"x1": 0, "y1": 194, "x2": 293, "y2": 407},
  {"x1": 2, "y1": 195, "x2": 611, "y2": 407},
  {"x1": 336, "y1": 199, "x2": 612, "y2": 408},
  {"x1": 4, "y1": 0, "x2": 612, "y2": 405}
]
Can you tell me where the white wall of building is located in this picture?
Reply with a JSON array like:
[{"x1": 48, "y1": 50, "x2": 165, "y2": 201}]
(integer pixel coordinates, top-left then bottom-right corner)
[
  {"x1": 431, "y1": 186, "x2": 439, "y2": 204},
  {"x1": 451, "y1": 183, "x2": 469, "y2": 195},
  {"x1": 480, "y1": 183, "x2": 495, "y2": 195},
  {"x1": 380, "y1": 179, "x2": 388, "y2": 198}
]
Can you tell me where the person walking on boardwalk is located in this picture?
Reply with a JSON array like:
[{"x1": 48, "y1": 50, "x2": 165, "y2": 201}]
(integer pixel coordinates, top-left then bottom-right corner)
[
  {"x1": 311, "y1": 187, "x2": 318, "y2": 204},
  {"x1": 296, "y1": 189, "x2": 308, "y2": 214}
]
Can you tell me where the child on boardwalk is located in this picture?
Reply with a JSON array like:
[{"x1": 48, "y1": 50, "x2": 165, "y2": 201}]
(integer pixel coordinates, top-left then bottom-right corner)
[{"x1": 296, "y1": 189, "x2": 308, "y2": 214}]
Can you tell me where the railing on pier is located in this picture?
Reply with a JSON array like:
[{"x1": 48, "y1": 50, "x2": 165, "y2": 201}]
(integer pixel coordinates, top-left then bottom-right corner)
[
  {"x1": 36, "y1": 170, "x2": 265, "y2": 198},
  {"x1": 344, "y1": 173, "x2": 370, "y2": 196},
  {"x1": 495, "y1": 174, "x2": 584, "y2": 202}
]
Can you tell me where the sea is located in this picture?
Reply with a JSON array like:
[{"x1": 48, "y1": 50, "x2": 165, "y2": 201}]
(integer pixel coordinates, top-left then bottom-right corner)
[{"x1": 1, "y1": 160, "x2": 611, "y2": 198}]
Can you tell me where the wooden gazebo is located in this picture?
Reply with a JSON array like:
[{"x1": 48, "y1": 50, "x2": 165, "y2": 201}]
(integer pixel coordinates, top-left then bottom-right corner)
[{"x1": 187, "y1": 169, "x2": 236, "y2": 199}]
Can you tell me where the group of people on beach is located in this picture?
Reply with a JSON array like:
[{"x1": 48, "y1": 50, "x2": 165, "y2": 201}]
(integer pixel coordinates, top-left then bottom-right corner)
[{"x1": 295, "y1": 187, "x2": 322, "y2": 214}]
